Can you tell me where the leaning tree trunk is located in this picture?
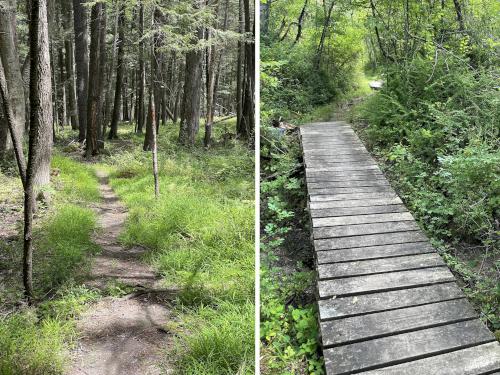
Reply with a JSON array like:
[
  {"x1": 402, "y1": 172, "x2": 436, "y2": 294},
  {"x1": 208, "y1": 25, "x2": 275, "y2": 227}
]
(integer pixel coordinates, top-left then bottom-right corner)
[
  {"x1": 86, "y1": 3, "x2": 103, "y2": 157},
  {"x1": 73, "y1": 0, "x2": 89, "y2": 141},
  {"x1": 0, "y1": 0, "x2": 25, "y2": 158},
  {"x1": 178, "y1": 28, "x2": 203, "y2": 146},
  {"x1": 0, "y1": 58, "x2": 26, "y2": 183},
  {"x1": 25, "y1": 0, "x2": 53, "y2": 302},
  {"x1": 109, "y1": 3, "x2": 125, "y2": 139}
]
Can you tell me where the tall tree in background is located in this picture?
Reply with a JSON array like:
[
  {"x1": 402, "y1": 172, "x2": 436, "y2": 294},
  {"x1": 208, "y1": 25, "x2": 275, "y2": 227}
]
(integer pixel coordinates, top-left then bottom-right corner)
[
  {"x1": 179, "y1": 28, "x2": 203, "y2": 146},
  {"x1": 0, "y1": 0, "x2": 25, "y2": 157},
  {"x1": 73, "y1": 0, "x2": 89, "y2": 142},
  {"x1": 24, "y1": 0, "x2": 53, "y2": 300},
  {"x1": 86, "y1": 2, "x2": 104, "y2": 157},
  {"x1": 237, "y1": 0, "x2": 254, "y2": 139},
  {"x1": 136, "y1": 1, "x2": 145, "y2": 133},
  {"x1": 109, "y1": 2, "x2": 125, "y2": 140},
  {"x1": 60, "y1": 0, "x2": 78, "y2": 130}
]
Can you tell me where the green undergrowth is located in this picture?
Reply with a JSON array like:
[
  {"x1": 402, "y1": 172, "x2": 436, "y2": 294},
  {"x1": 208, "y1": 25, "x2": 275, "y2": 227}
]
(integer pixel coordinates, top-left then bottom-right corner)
[
  {"x1": 0, "y1": 154, "x2": 101, "y2": 374},
  {"x1": 103, "y1": 120, "x2": 255, "y2": 374},
  {"x1": 350, "y1": 57, "x2": 500, "y2": 333},
  {"x1": 260, "y1": 126, "x2": 323, "y2": 374}
]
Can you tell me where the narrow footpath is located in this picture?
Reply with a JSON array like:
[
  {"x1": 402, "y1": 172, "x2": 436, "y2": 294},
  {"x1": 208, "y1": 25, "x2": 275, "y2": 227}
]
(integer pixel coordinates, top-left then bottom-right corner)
[{"x1": 68, "y1": 171, "x2": 173, "y2": 375}]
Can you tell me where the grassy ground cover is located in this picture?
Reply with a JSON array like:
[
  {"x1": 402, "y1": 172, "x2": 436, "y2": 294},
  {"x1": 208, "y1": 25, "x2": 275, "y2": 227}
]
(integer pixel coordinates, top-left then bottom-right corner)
[
  {"x1": 0, "y1": 118, "x2": 254, "y2": 374},
  {"x1": 102, "y1": 120, "x2": 255, "y2": 374},
  {"x1": 0, "y1": 154, "x2": 101, "y2": 374}
]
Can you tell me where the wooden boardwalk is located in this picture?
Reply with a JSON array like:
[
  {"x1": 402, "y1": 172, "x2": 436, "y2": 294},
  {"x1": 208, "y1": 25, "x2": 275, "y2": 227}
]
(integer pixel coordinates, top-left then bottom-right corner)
[{"x1": 300, "y1": 121, "x2": 500, "y2": 375}]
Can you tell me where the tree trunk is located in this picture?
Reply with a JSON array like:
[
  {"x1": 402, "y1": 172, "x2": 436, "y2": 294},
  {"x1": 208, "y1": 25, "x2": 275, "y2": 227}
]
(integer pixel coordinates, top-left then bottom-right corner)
[
  {"x1": 237, "y1": 0, "x2": 254, "y2": 139},
  {"x1": 178, "y1": 28, "x2": 203, "y2": 146},
  {"x1": 0, "y1": 58, "x2": 27, "y2": 184},
  {"x1": 96, "y1": 3, "x2": 106, "y2": 149},
  {"x1": 25, "y1": 0, "x2": 53, "y2": 302},
  {"x1": 136, "y1": 1, "x2": 145, "y2": 133},
  {"x1": 235, "y1": 0, "x2": 243, "y2": 130},
  {"x1": 109, "y1": 3, "x2": 125, "y2": 139},
  {"x1": 0, "y1": 0, "x2": 25, "y2": 158},
  {"x1": 103, "y1": 5, "x2": 119, "y2": 138},
  {"x1": 73, "y1": 0, "x2": 89, "y2": 142},
  {"x1": 315, "y1": 0, "x2": 335, "y2": 68},
  {"x1": 86, "y1": 3, "x2": 103, "y2": 157},
  {"x1": 61, "y1": 0, "x2": 78, "y2": 130}
]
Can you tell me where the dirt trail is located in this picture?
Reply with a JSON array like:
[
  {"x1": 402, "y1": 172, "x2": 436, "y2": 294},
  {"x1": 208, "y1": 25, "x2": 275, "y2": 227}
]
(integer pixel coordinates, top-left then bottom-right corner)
[{"x1": 68, "y1": 171, "x2": 172, "y2": 375}]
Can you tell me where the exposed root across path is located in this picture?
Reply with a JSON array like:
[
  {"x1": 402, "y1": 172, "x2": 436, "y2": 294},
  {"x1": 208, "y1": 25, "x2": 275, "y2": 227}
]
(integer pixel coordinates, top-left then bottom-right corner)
[{"x1": 68, "y1": 171, "x2": 173, "y2": 375}]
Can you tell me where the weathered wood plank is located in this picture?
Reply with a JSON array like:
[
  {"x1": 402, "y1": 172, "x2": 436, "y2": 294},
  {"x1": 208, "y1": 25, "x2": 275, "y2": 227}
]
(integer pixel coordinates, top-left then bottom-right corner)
[
  {"x1": 305, "y1": 161, "x2": 377, "y2": 169},
  {"x1": 324, "y1": 320, "x2": 495, "y2": 375},
  {"x1": 318, "y1": 253, "x2": 444, "y2": 279},
  {"x1": 311, "y1": 204, "x2": 408, "y2": 218},
  {"x1": 362, "y1": 342, "x2": 500, "y2": 375},
  {"x1": 309, "y1": 186, "x2": 394, "y2": 195},
  {"x1": 307, "y1": 165, "x2": 380, "y2": 172},
  {"x1": 318, "y1": 282, "x2": 464, "y2": 320},
  {"x1": 309, "y1": 197, "x2": 403, "y2": 210},
  {"x1": 308, "y1": 180, "x2": 390, "y2": 188},
  {"x1": 310, "y1": 192, "x2": 398, "y2": 204},
  {"x1": 316, "y1": 242, "x2": 433, "y2": 264},
  {"x1": 315, "y1": 231, "x2": 427, "y2": 251},
  {"x1": 314, "y1": 221, "x2": 420, "y2": 239},
  {"x1": 318, "y1": 267, "x2": 453, "y2": 298},
  {"x1": 321, "y1": 299, "x2": 477, "y2": 347},
  {"x1": 313, "y1": 212, "x2": 413, "y2": 227}
]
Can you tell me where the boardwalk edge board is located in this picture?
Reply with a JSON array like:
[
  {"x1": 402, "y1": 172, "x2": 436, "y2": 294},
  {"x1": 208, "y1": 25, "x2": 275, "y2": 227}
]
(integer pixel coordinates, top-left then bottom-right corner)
[{"x1": 299, "y1": 122, "x2": 499, "y2": 374}]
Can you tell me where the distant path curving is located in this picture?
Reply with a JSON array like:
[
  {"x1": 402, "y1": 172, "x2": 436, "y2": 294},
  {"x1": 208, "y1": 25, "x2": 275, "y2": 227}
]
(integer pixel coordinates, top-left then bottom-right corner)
[{"x1": 300, "y1": 121, "x2": 500, "y2": 375}]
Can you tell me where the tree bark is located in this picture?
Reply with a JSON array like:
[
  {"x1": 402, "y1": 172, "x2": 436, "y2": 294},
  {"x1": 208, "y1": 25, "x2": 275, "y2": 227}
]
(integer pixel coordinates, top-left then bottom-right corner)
[
  {"x1": 96, "y1": 3, "x2": 106, "y2": 149},
  {"x1": 315, "y1": 0, "x2": 335, "y2": 68},
  {"x1": 0, "y1": 58, "x2": 27, "y2": 184},
  {"x1": 179, "y1": 27, "x2": 203, "y2": 146},
  {"x1": 86, "y1": 2, "x2": 103, "y2": 157},
  {"x1": 109, "y1": 3, "x2": 125, "y2": 139},
  {"x1": 237, "y1": 0, "x2": 254, "y2": 139},
  {"x1": 25, "y1": 0, "x2": 53, "y2": 302},
  {"x1": 136, "y1": 1, "x2": 145, "y2": 133},
  {"x1": 61, "y1": 0, "x2": 78, "y2": 130},
  {"x1": 73, "y1": 0, "x2": 89, "y2": 141},
  {"x1": 0, "y1": 0, "x2": 25, "y2": 157}
]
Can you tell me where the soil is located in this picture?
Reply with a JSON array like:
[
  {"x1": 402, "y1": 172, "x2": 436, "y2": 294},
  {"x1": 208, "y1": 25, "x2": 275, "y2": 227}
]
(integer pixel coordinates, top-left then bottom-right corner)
[{"x1": 68, "y1": 171, "x2": 173, "y2": 375}]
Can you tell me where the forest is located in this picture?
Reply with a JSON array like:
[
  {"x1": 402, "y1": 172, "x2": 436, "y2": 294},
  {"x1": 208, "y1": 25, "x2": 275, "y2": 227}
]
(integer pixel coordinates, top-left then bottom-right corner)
[
  {"x1": 260, "y1": 0, "x2": 499, "y2": 373},
  {"x1": 0, "y1": 0, "x2": 254, "y2": 374}
]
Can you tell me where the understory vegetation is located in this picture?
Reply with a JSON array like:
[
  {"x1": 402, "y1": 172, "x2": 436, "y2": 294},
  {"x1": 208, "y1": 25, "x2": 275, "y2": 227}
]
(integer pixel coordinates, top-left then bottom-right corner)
[
  {"x1": 351, "y1": 55, "x2": 500, "y2": 333},
  {"x1": 0, "y1": 155, "x2": 101, "y2": 374},
  {"x1": 260, "y1": 127, "x2": 322, "y2": 374},
  {"x1": 105, "y1": 120, "x2": 255, "y2": 374},
  {"x1": 0, "y1": 119, "x2": 254, "y2": 374},
  {"x1": 261, "y1": 0, "x2": 499, "y2": 371}
]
